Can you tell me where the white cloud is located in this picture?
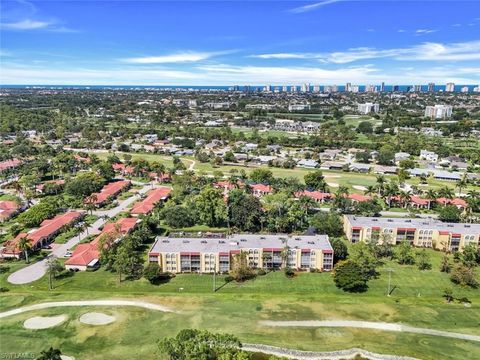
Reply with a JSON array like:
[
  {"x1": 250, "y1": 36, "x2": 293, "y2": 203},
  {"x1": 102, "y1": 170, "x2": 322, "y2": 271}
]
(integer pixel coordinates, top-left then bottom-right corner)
[
  {"x1": 122, "y1": 51, "x2": 233, "y2": 64},
  {"x1": 415, "y1": 29, "x2": 437, "y2": 35},
  {"x1": 249, "y1": 40, "x2": 480, "y2": 64},
  {"x1": 1, "y1": 19, "x2": 51, "y2": 30},
  {"x1": 289, "y1": 0, "x2": 343, "y2": 14},
  {"x1": 1, "y1": 62, "x2": 479, "y2": 86}
]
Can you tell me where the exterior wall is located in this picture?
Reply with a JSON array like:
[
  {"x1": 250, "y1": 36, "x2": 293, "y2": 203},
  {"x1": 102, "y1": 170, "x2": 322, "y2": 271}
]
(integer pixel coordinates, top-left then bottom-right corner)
[
  {"x1": 153, "y1": 247, "x2": 332, "y2": 273},
  {"x1": 343, "y1": 216, "x2": 480, "y2": 252},
  {"x1": 65, "y1": 264, "x2": 87, "y2": 271}
]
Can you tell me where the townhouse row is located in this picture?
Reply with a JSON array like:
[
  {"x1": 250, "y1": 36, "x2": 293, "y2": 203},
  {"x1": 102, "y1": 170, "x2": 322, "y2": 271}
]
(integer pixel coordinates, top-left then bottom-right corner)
[
  {"x1": 148, "y1": 234, "x2": 334, "y2": 273},
  {"x1": 343, "y1": 215, "x2": 479, "y2": 252}
]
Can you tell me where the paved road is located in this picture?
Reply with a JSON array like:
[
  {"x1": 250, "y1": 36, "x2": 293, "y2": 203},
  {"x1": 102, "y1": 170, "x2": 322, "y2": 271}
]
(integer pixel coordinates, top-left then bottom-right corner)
[
  {"x1": 7, "y1": 183, "x2": 154, "y2": 285},
  {"x1": 260, "y1": 320, "x2": 480, "y2": 342}
]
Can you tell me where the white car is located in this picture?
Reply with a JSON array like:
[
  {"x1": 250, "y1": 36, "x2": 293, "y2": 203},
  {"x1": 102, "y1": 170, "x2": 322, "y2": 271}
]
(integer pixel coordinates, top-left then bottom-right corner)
[{"x1": 64, "y1": 251, "x2": 73, "y2": 258}]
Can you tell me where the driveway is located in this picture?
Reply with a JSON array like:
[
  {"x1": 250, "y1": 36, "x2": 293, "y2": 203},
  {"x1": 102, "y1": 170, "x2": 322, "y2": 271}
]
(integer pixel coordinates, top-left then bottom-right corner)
[{"x1": 7, "y1": 183, "x2": 154, "y2": 285}]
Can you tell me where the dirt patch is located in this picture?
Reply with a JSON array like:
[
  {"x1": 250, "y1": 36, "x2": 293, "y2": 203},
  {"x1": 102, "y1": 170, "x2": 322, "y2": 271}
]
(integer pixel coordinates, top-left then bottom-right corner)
[
  {"x1": 24, "y1": 315, "x2": 67, "y2": 329},
  {"x1": 79, "y1": 312, "x2": 116, "y2": 325}
]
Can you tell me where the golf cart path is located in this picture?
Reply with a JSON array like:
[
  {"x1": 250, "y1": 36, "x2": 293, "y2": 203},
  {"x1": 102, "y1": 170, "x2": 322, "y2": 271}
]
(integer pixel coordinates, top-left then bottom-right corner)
[
  {"x1": 260, "y1": 320, "x2": 480, "y2": 342},
  {"x1": 0, "y1": 300, "x2": 174, "y2": 319},
  {"x1": 242, "y1": 344, "x2": 419, "y2": 360}
]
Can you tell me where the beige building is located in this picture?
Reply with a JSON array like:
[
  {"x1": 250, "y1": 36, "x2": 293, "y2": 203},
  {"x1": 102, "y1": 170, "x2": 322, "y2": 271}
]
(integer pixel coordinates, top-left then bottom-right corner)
[
  {"x1": 343, "y1": 215, "x2": 479, "y2": 252},
  {"x1": 148, "y1": 234, "x2": 333, "y2": 273}
]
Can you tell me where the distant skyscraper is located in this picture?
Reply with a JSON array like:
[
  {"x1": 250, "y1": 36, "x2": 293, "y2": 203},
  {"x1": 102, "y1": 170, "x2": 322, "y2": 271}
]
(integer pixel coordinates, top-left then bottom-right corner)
[
  {"x1": 473, "y1": 85, "x2": 480, "y2": 92},
  {"x1": 445, "y1": 82, "x2": 455, "y2": 92},
  {"x1": 233, "y1": 85, "x2": 240, "y2": 91},
  {"x1": 380, "y1": 82, "x2": 385, "y2": 92},
  {"x1": 365, "y1": 84, "x2": 375, "y2": 93},
  {"x1": 428, "y1": 83, "x2": 435, "y2": 92},
  {"x1": 290, "y1": 85, "x2": 297, "y2": 93},
  {"x1": 331, "y1": 84, "x2": 338, "y2": 93},
  {"x1": 414, "y1": 85, "x2": 422, "y2": 92},
  {"x1": 351, "y1": 85, "x2": 359, "y2": 93},
  {"x1": 264, "y1": 85, "x2": 272, "y2": 92},
  {"x1": 244, "y1": 85, "x2": 251, "y2": 94},
  {"x1": 301, "y1": 83, "x2": 310, "y2": 92},
  {"x1": 282, "y1": 85, "x2": 288, "y2": 92},
  {"x1": 346, "y1": 83, "x2": 352, "y2": 92},
  {"x1": 460, "y1": 86, "x2": 469, "y2": 93},
  {"x1": 392, "y1": 85, "x2": 399, "y2": 92},
  {"x1": 313, "y1": 85, "x2": 320, "y2": 93}
]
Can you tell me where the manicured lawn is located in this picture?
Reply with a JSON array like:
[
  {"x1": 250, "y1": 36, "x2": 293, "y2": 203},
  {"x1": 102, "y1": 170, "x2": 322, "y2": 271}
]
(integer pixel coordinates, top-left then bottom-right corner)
[{"x1": 0, "y1": 249, "x2": 479, "y2": 359}]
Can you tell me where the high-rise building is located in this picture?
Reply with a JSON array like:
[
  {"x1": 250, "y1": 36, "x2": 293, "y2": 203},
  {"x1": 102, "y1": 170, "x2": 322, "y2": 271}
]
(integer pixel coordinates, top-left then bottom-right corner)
[
  {"x1": 445, "y1": 82, "x2": 455, "y2": 92},
  {"x1": 351, "y1": 85, "x2": 359, "y2": 93},
  {"x1": 264, "y1": 85, "x2": 272, "y2": 92},
  {"x1": 392, "y1": 85, "x2": 399, "y2": 92},
  {"x1": 473, "y1": 85, "x2": 480, "y2": 92},
  {"x1": 282, "y1": 85, "x2": 288, "y2": 92},
  {"x1": 243, "y1": 85, "x2": 251, "y2": 94},
  {"x1": 424, "y1": 105, "x2": 453, "y2": 119},
  {"x1": 358, "y1": 103, "x2": 380, "y2": 114},
  {"x1": 460, "y1": 86, "x2": 469, "y2": 93},
  {"x1": 365, "y1": 84, "x2": 375, "y2": 93},
  {"x1": 232, "y1": 85, "x2": 240, "y2": 91},
  {"x1": 414, "y1": 85, "x2": 422, "y2": 92},
  {"x1": 290, "y1": 85, "x2": 297, "y2": 93},
  {"x1": 313, "y1": 85, "x2": 320, "y2": 93},
  {"x1": 301, "y1": 83, "x2": 310, "y2": 92},
  {"x1": 428, "y1": 83, "x2": 435, "y2": 92},
  {"x1": 346, "y1": 83, "x2": 352, "y2": 92},
  {"x1": 380, "y1": 82, "x2": 385, "y2": 92}
]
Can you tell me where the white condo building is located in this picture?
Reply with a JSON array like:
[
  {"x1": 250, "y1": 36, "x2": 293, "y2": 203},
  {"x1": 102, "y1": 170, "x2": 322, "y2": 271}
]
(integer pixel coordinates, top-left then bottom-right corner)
[
  {"x1": 445, "y1": 83, "x2": 455, "y2": 92},
  {"x1": 424, "y1": 105, "x2": 453, "y2": 119},
  {"x1": 357, "y1": 103, "x2": 380, "y2": 114},
  {"x1": 460, "y1": 86, "x2": 469, "y2": 93}
]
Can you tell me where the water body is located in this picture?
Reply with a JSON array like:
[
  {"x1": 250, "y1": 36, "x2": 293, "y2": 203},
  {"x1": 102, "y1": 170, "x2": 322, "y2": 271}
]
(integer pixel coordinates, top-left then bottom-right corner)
[{"x1": 0, "y1": 84, "x2": 478, "y2": 92}]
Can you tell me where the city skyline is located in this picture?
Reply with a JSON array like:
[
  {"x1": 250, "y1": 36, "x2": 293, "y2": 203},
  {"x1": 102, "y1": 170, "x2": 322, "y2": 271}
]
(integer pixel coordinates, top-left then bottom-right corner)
[{"x1": 1, "y1": 0, "x2": 480, "y2": 85}]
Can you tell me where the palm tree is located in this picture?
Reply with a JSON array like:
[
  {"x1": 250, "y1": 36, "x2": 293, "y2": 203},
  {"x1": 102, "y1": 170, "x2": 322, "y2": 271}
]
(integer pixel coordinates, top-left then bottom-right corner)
[
  {"x1": 383, "y1": 183, "x2": 399, "y2": 208},
  {"x1": 376, "y1": 174, "x2": 386, "y2": 196},
  {"x1": 438, "y1": 186, "x2": 454, "y2": 205},
  {"x1": 425, "y1": 189, "x2": 437, "y2": 210},
  {"x1": 17, "y1": 236, "x2": 31, "y2": 264},
  {"x1": 364, "y1": 185, "x2": 376, "y2": 197},
  {"x1": 399, "y1": 190, "x2": 412, "y2": 208},
  {"x1": 46, "y1": 256, "x2": 63, "y2": 290},
  {"x1": 455, "y1": 174, "x2": 468, "y2": 195}
]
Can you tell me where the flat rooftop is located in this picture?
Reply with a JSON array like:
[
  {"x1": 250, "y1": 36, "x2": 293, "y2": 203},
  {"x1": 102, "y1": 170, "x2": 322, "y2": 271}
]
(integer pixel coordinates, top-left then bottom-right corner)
[
  {"x1": 150, "y1": 234, "x2": 332, "y2": 254},
  {"x1": 345, "y1": 215, "x2": 480, "y2": 235}
]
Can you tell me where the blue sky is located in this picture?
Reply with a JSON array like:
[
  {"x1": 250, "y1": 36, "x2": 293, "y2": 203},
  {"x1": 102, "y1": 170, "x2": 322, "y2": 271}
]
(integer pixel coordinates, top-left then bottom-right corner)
[{"x1": 1, "y1": 0, "x2": 479, "y2": 85}]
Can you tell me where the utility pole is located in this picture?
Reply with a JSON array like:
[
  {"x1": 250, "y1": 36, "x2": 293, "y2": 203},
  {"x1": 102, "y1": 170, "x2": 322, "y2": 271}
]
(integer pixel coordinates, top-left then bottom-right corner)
[{"x1": 386, "y1": 268, "x2": 393, "y2": 296}]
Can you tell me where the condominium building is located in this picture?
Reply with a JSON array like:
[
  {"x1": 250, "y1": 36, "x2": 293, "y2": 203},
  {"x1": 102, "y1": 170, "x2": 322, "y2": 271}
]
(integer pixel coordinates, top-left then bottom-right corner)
[
  {"x1": 461, "y1": 86, "x2": 469, "y2": 93},
  {"x1": 428, "y1": 82, "x2": 435, "y2": 92},
  {"x1": 148, "y1": 234, "x2": 334, "y2": 273},
  {"x1": 301, "y1": 83, "x2": 310, "y2": 92},
  {"x1": 343, "y1": 215, "x2": 479, "y2": 252},
  {"x1": 288, "y1": 103, "x2": 311, "y2": 111},
  {"x1": 357, "y1": 103, "x2": 380, "y2": 114},
  {"x1": 445, "y1": 82, "x2": 455, "y2": 92},
  {"x1": 424, "y1": 105, "x2": 453, "y2": 119}
]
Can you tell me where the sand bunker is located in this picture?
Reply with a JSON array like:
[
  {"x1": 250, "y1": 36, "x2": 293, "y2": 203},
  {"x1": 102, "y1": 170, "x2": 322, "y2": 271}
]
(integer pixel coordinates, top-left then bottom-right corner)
[
  {"x1": 60, "y1": 356, "x2": 74, "y2": 360},
  {"x1": 324, "y1": 174, "x2": 341, "y2": 178},
  {"x1": 79, "y1": 312, "x2": 116, "y2": 325},
  {"x1": 327, "y1": 182, "x2": 339, "y2": 188},
  {"x1": 352, "y1": 185, "x2": 367, "y2": 191},
  {"x1": 24, "y1": 315, "x2": 67, "y2": 329}
]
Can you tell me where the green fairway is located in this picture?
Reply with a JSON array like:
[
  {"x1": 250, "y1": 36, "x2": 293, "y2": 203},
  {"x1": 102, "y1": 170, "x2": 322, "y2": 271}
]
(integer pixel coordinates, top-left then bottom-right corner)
[{"x1": 1, "y1": 249, "x2": 479, "y2": 360}]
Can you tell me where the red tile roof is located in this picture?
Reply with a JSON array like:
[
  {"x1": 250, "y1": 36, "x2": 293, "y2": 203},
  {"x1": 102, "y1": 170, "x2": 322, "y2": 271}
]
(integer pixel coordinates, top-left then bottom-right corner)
[
  {"x1": 347, "y1": 193, "x2": 371, "y2": 202},
  {"x1": 131, "y1": 187, "x2": 172, "y2": 215},
  {"x1": 0, "y1": 201, "x2": 19, "y2": 220},
  {"x1": 112, "y1": 163, "x2": 134, "y2": 174},
  {"x1": 0, "y1": 158, "x2": 21, "y2": 171},
  {"x1": 2, "y1": 211, "x2": 83, "y2": 256},
  {"x1": 436, "y1": 197, "x2": 468, "y2": 208},
  {"x1": 295, "y1": 190, "x2": 332, "y2": 201},
  {"x1": 65, "y1": 217, "x2": 138, "y2": 267},
  {"x1": 87, "y1": 180, "x2": 130, "y2": 205},
  {"x1": 390, "y1": 195, "x2": 430, "y2": 206},
  {"x1": 250, "y1": 184, "x2": 272, "y2": 194}
]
